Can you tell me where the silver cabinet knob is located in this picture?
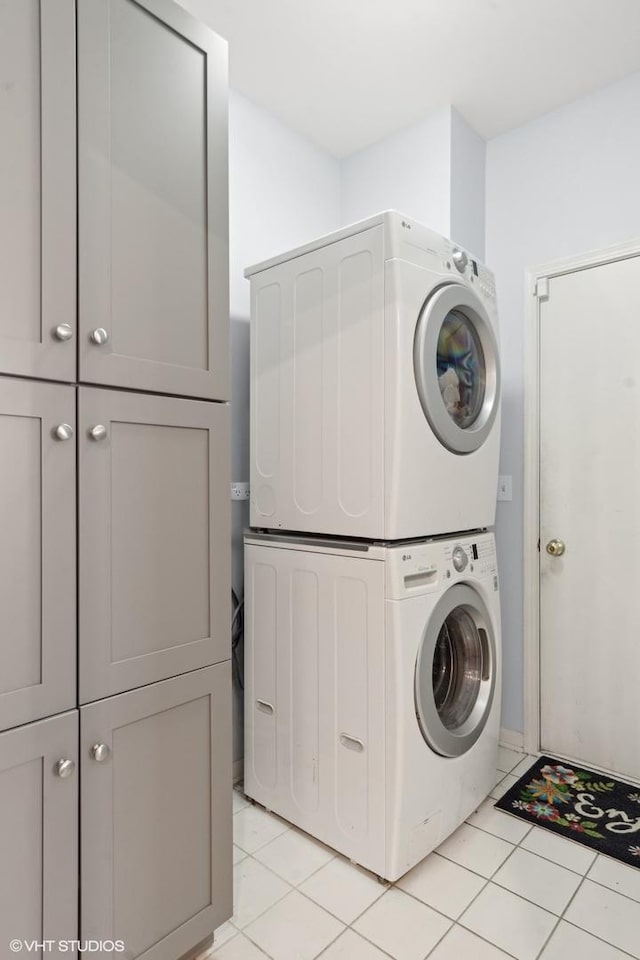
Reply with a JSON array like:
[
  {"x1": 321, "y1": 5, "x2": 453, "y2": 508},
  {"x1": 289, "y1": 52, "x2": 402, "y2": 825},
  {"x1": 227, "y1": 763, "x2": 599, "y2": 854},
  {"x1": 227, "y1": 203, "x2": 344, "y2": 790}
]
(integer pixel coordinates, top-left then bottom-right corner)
[
  {"x1": 88, "y1": 424, "x2": 107, "y2": 442},
  {"x1": 546, "y1": 539, "x2": 566, "y2": 557},
  {"x1": 91, "y1": 743, "x2": 111, "y2": 763},
  {"x1": 452, "y1": 249, "x2": 469, "y2": 272},
  {"x1": 54, "y1": 323, "x2": 74, "y2": 342},
  {"x1": 90, "y1": 327, "x2": 109, "y2": 345},
  {"x1": 55, "y1": 758, "x2": 75, "y2": 779},
  {"x1": 54, "y1": 423, "x2": 74, "y2": 441}
]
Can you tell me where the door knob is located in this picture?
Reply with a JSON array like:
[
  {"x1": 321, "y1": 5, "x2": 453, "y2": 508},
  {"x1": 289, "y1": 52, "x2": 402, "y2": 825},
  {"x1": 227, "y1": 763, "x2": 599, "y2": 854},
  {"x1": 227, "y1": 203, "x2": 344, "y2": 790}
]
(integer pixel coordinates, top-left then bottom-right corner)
[
  {"x1": 88, "y1": 424, "x2": 107, "y2": 441},
  {"x1": 54, "y1": 423, "x2": 74, "y2": 441},
  {"x1": 546, "y1": 539, "x2": 566, "y2": 557},
  {"x1": 89, "y1": 327, "x2": 109, "y2": 345},
  {"x1": 55, "y1": 758, "x2": 75, "y2": 779},
  {"x1": 53, "y1": 323, "x2": 73, "y2": 342},
  {"x1": 91, "y1": 743, "x2": 111, "y2": 763}
]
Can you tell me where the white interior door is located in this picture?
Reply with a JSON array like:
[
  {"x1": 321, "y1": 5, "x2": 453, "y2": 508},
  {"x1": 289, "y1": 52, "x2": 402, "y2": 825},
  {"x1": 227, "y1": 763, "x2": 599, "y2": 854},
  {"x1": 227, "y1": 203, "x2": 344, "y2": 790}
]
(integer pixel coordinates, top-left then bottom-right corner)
[{"x1": 538, "y1": 251, "x2": 640, "y2": 781}]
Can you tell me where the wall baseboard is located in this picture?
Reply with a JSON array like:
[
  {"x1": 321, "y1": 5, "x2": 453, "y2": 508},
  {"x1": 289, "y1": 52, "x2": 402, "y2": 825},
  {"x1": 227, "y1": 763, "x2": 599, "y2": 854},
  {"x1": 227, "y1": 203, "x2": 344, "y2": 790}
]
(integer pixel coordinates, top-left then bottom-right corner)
[
  {"x1": 499, "y1": 728, "x2": 524, "y2": 752},
  {"x1": 233, "y1": 759, "x2": 244, "y2": 784}
]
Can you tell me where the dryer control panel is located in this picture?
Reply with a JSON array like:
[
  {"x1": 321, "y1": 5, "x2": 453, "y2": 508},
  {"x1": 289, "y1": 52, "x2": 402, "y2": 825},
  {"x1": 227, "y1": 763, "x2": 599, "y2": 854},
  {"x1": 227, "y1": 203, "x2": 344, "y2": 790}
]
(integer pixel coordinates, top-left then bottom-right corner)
[
  {"x1": 448, "y1": 243, "x2": 496, "y2": 302},
  {"x1": 386, "y1": 533, "x2": 497, "y2": 600}
]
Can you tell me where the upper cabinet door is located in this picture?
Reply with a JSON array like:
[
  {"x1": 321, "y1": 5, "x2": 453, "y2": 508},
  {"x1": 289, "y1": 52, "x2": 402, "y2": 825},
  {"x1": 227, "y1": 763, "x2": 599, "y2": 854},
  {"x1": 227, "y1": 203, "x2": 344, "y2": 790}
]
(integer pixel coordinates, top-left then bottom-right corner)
[
  {"x1": 78, "y1": 0, "x2": 229, "y2": 400},
  {"x1": 79, "y1": 387, "x2": 230, "y2": 704},
  {"x1": 0, "y1": 378, "x2": 76, "y2": 732},
  {"x1": 0, "y1": 0, "x2": 76, "y2": 382}
]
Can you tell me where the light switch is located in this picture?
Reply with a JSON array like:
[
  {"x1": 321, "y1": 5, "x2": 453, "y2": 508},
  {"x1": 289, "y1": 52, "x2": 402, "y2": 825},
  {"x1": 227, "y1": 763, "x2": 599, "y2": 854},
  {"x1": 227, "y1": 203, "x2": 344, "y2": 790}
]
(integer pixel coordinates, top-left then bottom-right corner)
[{"x1": 497, "y1": 475, "x2": 512, "y2": 501}]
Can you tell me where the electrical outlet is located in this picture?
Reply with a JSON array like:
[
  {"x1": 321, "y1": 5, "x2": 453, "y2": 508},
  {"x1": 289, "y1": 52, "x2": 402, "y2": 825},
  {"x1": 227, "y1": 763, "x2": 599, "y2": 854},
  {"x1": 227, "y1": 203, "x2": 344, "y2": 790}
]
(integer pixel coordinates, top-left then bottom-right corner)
[
  {"x1": 230, "y1": 482, "x2": 250, "y2": 501},
  {"x1": 497, "y1": 475, "x2": 512, "y2": 501}
]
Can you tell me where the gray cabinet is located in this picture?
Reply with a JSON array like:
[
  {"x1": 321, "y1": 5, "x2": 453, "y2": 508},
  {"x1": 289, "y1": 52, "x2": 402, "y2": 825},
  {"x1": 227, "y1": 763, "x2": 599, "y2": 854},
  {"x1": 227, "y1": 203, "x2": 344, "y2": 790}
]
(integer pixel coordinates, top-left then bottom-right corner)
[
  {"x1": 0, "y1": 378, "x2": 76, "y2": 731},
  {"x1": 78, "y1": 0, "x2": 229, "y2": 401},
  {"x1": 79, "y1": 387, "x2": 230, "y2": 703},
  {"x1": 81, "y1": 664, "x2": 232, "y2": 960},
  {"x1": 0, "y1": 2, "x2": 231, "y2": 957},
  {"x1": 0, "y1": 0, "x2": 76, "y2": 382},
  {"x1": 0, "y1": 711, "x2": 78, "y2": 952}
]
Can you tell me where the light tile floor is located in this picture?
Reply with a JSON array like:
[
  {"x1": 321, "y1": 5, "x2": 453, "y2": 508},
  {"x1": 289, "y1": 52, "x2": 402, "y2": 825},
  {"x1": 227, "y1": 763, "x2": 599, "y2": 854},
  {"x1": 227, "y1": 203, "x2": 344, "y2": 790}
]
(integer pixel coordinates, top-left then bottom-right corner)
[{"x1": 198, "y1": 752, "x2": 640, "y2": 960}]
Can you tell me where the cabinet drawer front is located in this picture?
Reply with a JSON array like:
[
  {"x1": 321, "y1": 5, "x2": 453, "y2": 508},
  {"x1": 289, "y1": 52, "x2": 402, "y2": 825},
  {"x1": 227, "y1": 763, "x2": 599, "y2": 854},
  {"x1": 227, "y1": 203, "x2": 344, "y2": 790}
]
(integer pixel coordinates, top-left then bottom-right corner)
[
  {"x1": 0, "y1": 379, "x2": 76, "y2": 730},
  {"x1": 0, "y1": 711, "x2": 78, "y2": 950},
  {"x1": 81, "y1": 665, "x2": 232, "y2": 959},
  {"x1": 79, "y1": 388, "x2": 230, "y2": 702},
  {"x1": 78, "y1": 0, "x2": 229, "y2": 400},
  {"x1": 0, "y1": 0, "x2": 76, "y2": 381}
]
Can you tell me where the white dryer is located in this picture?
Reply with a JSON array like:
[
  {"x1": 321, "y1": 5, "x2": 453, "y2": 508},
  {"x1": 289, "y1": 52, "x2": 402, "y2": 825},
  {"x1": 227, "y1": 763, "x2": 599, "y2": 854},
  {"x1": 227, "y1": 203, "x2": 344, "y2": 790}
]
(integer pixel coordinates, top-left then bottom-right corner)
[
  {"x1": 246, "y1": 211, "x2": 501, "y2": 540},
  {"x1": 243, "y1": 530, "x2": 501, "y2": 881}
]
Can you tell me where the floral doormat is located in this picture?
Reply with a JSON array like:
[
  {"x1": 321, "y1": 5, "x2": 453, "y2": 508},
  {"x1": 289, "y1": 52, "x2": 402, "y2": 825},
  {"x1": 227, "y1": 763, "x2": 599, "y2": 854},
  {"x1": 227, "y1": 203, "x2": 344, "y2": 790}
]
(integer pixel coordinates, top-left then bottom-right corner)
[{"x1": 495, "y1": 755, "x2": 640, "y2": 869}]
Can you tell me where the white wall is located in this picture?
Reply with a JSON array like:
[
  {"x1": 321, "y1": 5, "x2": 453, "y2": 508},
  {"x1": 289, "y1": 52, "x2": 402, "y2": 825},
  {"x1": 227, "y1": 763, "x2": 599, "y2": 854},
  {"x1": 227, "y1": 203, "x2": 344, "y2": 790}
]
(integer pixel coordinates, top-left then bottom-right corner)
[
  {"x1": 229, "y1": 91, "x2": 342, "y2": 321},
  {"x1": 340, "y1": 108, "x2": 452, "y2": 231},
  {"x1": 340, "y1": 107, "x2": 486, "y2": 259},
  {"x1": 450, "y1": 110, "x2": 486, "y2": 260},
  {"x1": 486, "y1": 70, "x2": 640, "y2": 733}
]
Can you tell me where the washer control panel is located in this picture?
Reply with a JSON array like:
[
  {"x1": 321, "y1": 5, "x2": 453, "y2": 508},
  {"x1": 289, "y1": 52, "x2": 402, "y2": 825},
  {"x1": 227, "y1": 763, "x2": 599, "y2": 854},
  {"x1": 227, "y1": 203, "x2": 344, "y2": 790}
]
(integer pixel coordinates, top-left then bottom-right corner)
[{"x1": 386, "y1": 533, "x2": 497, "y2": 599}]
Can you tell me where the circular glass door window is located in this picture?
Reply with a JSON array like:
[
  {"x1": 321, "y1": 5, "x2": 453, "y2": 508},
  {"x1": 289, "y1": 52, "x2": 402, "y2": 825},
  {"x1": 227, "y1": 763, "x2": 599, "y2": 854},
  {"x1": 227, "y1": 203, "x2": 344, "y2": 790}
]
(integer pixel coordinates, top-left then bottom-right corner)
[
  {"x1": 437, "y1": 310, "x2": 486, "y2": 430},
  {"x1": 415, "y1": 584, "x2": 496, "y2": 757},
  {"x1": 432, "y1": 607, "x2": 483, "y2": 730},
  {"x1": 414, "y1": 284, "x2": 500, "y2": 455}
]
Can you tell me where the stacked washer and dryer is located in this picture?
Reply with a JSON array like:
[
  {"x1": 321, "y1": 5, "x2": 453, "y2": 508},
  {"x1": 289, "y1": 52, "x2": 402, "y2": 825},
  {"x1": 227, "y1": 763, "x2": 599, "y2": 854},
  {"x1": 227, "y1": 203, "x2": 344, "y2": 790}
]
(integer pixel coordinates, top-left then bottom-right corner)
[{"x1": 243, "y1": 211, "x2": 502, "y2": 881}]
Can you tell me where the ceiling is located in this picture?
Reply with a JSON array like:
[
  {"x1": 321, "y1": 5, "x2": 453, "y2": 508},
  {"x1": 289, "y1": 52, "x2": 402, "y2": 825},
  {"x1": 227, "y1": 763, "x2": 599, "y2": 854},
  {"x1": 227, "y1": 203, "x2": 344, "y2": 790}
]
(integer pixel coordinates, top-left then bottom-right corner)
[{"x1": 184, "y1": 0, "x2": 640, "y2": 158}]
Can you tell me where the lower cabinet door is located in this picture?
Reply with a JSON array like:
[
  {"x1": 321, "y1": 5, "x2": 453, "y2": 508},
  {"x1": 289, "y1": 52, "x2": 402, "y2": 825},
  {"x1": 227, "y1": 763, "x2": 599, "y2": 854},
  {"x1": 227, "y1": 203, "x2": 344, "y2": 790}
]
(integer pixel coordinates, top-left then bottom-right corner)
[
  {"x1": 78, "y1": 387, "x2": 230, "y2": 703},
  {"x1": 0, "y1": 711, "x2": 79, "y2": 955},
  {"x1": 81, "y1": 664, "x2": 232, "y2": 960}
]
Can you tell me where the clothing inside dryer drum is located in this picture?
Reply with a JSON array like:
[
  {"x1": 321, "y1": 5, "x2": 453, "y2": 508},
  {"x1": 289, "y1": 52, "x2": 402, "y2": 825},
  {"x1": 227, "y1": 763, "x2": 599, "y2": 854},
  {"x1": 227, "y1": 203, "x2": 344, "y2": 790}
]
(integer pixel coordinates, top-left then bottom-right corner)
[
  {"x1": 436, "y1": 310, "x2": 486, "y2": 429},
  {"x1": 432, "y1": 607, "x2": 483, "y2": 730}
]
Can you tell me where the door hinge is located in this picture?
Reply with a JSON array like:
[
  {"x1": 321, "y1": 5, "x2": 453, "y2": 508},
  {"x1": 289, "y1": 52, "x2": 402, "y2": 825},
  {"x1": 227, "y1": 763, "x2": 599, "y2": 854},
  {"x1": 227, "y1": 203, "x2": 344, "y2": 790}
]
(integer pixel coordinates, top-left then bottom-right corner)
[
  {"x1": 534, "y1": 277, "x2": 549, "y2": 300},
  {"x1": 537, "y1": 537, "x2": 541, "y2": 552}
]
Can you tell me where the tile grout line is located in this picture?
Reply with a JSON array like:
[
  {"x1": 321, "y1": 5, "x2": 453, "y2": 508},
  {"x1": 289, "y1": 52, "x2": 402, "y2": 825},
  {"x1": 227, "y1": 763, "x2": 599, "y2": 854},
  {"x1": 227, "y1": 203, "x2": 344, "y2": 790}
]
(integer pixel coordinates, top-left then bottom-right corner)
[
  {"x1": 560, "y1": 917, "x2": 638, "y2": 960},
  {"x1": 317, "y1": 924, "x2": 397, "y2": 960},
  {"x1": 453, "y1": 819, "x2": 534, "y2": 947},
  {"x1": 583, "y1": 870, "x2": 640, "y2": 908},
  {"x1": 230, "y1": 781, "x2": 640, "y2": 960},
  {"x1": 532, "y1": 872, "x2": 588, "y2": 960},
  {"x1": 425, "y1": 815, "x2": 540, "y2": 960},
  {"x1": 228, "y1": 853, "x2": 294, "y2": 934},
  {"x1": 452, "y1": 808, "x2": 579, "y2": 957},
  {"x1": 233, "y1": 792, "x2": 529, "y2": 958}
]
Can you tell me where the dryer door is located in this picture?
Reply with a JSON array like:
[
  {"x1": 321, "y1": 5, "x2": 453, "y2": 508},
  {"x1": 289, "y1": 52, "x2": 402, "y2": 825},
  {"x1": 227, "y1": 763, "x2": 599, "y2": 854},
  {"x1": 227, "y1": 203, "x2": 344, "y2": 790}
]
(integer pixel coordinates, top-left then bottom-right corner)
[
  {"x1": 415, "y1": 583, "x2": 496, "y2": 758},
  {"x1": 414, "y1": 283, "x2": 500, "y2": 454}
]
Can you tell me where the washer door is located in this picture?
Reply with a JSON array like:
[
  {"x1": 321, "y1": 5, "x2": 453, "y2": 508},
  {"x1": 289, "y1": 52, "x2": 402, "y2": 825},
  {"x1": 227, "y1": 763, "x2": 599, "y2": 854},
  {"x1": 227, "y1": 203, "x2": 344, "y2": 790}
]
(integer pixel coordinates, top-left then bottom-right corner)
[
  {"x1": 415, "y1": 584, "x2": 496, "y2": 758},
  {"x1": 414, "y1": 283, "x2": 500, "y2": 454}
]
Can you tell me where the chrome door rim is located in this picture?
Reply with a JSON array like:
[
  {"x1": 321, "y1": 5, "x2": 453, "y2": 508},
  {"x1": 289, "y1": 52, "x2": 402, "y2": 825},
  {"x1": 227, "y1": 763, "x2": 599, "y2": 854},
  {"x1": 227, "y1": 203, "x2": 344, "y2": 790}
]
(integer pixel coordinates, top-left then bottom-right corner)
[
  {"x1": 415, "y1": 583, "x2": 496, "y2": 757},
  {"x1": 414, "y1": 283, "x2": 500, "y2": 454}
]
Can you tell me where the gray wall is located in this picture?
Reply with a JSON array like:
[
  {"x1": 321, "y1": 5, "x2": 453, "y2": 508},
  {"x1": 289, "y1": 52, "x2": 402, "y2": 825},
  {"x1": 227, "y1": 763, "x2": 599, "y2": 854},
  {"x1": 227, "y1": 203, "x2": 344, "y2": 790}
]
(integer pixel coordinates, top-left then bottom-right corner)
[{"x1": 486, "y1": 69, "x2": 640, "y2": 732}]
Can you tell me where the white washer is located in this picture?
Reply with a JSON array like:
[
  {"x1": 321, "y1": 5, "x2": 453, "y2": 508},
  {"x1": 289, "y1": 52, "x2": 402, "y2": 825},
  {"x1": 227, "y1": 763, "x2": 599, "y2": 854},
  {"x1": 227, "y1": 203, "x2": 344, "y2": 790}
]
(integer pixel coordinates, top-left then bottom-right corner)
[
  {"x1": 246, "y1": 211, "x2": 501, "y2": 540},
  {"x1": 243, "y1": 530, "x2": 501, "y2": 881}
]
